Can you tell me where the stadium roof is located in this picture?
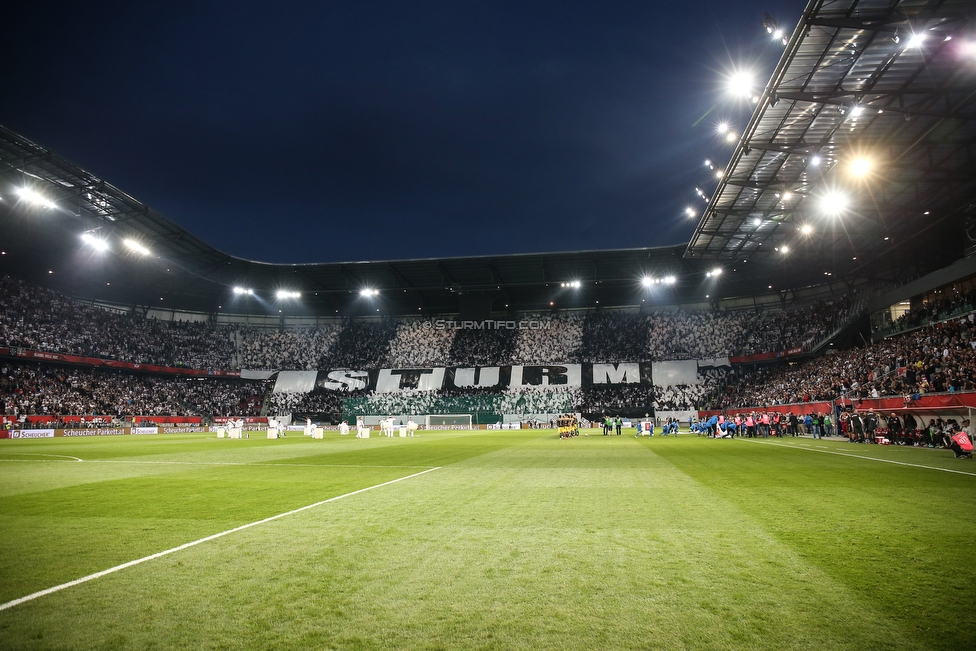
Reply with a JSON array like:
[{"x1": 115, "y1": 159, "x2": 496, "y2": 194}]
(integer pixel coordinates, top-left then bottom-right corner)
[
  {"x1": 686, "y1": 0, "x2": 976, "y2": 277},
  {"x1": 0, "y1": 123, "x2": 865, "y2": 317},
  {"x1": 3, "y1": 0, "x2": 975, "y2": 318}
]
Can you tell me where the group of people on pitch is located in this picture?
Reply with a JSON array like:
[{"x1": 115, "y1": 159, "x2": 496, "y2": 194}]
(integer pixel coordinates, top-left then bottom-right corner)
[
  {"x1": 839, "y1": 411, "x2": 973, "y2": 455},
  {"x1": 693, "y1": 412, "x2": 815, "y2": 438}
]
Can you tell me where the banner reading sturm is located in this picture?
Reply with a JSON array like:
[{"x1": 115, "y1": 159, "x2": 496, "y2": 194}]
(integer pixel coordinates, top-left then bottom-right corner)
[{"x1": 276, "y1": 363, "x2": 655, "y2": 394}]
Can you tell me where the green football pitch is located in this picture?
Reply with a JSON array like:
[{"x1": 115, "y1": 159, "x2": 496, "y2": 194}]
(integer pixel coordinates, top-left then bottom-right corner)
[{"x1": 1, "y1": 429, "x2": 973, "y2": 650}]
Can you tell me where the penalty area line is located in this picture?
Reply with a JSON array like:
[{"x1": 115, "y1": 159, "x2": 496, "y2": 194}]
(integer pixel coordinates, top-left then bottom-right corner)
[
  {"x1": 0, "y1": 466, "x2": 441, "y2": 612},
  {"x1": 744, "y1": 439, "x2": 976, "y2": 477}
]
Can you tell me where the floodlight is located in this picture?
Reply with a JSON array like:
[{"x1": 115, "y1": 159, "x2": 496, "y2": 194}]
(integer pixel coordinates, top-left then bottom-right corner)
[
  {"x1": 818, "y1": 190, "x2": 850, "y2": 217},
  {"x1": 809, "y1": 155, "x2": 821, "y2": 166},
  {"x1": 710, "y1": 268, "x2": 722, "y2": 276},
  {"x1": 360, "y1": 288, "x2": 379, "y2": 297},
  {"x1": 906, "y1": 32, "x2": 926, "y2": 49},
  {"x1": 781, "y1": 191, "x2": 793, "y2": 201},
  {"x1": 725, "y1": 130, "x2": 738, "y2": 142},
  {"x1": 663, "y1": 276, "x2": 676, "y2": 285},
  {"x1": 800, "y1": 224, "x2": 813, "y2": 235},
  {"x1": 641, "y1": 277, "x2": 653, "y2": 287},
  {"x1": 569, "y1": 280, "x2": 581, "y2": 289},
  {"x1": 276, "y1": 290, "x2": 301, "y2": 299},
  {"x1": 780, "y1": 245, "x2": 789, "y2": 254},
  {"x1": 850, "y1": 105, "x2": 865, "y2": 117},
  {"x1": 233, "y1": 287, "x2": 254, "y2": 295},
  {"x1": 123, "y1": 239, "x2": 150, "y2": 255},
  {"x1": 16, "y1": 187, "x2": 56, "y2": 209},
  {"x1": 849, "y1": 157, "x2": 872, "y2": 177},
  {"x1": 753, "y1": 218, "x2": 762, "y2": 226},
  {"x1": 726, "y1": 70, "x2": 755, "y2": 98},
  {"x1": 684, "y1": 206, "x2": 696, "y2": 218},
  {"x1": 81, "y1": 233, "x2": 109, "y2": 252}
]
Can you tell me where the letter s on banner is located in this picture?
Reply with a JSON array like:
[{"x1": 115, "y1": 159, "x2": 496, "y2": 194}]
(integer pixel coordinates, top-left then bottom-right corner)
[{"x1": 321, "y1": 370, "x2": 368, "y2": 391}]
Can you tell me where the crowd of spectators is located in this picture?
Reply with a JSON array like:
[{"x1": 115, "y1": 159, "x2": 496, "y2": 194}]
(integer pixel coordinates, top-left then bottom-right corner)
[
  {"x1": 338, "y1": 385, "x2": 578, "y2": 420},
  {"x1": 0, "y1": 276, "x2": 237, "y2": 369},
  {"x1": 511, "y1": 313, "x2": 583, "y2": 364},
  {"x1": 722, "y1": 313, "x2": 976, "y2": 408},
  {"x1": 736, "y1": 296, "x2": 856, "y2": 356},
  {"x1": 653, "y1": 367, "x2": 730, "y2": 411},
  {"x1": 0, "y1": 362, "x2": 266, "y2": 419},
  {"x1": 385, "y1": 320, "x2": 456, "y2": 367},
  {"x1": 2, "y1": 275, "x2": 864, "y2": 372},
  {"x1": 2, "y1": 272, "x2": 903, "y2": 421},
  {"x1": 238, "y1": 325, "x2": 340, "y2": 370},
  {"x1": 885, "y1": 288, "x2": 976, "y2": 334}
]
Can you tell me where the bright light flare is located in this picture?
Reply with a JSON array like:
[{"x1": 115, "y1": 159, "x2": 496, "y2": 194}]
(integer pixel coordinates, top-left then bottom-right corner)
[
  {"x1": 233, "y1": 287, "x2": 254, "y2": 296},
  {"x1": 849, "y1": 157, "x2": 873, "y2": 177},
  {"x1": 906, "y1": 32, "x2": 926, "y2": 49},
  {"x1": 684, "y1": 206, "x2": 696, "y2": 218},
  {"x1": 818, "y1": 190, "x2": 850, "y2": 217},
  {"x1": 81, "y1": 233, "x2": 109, "y2": 252},
  {"x1": 706, "y1": 268, "x2": 723, "y2": 278},
  {"x1": 641, "y1": 277, "x2": 654, "y2": 287},
  {"x1": 800, "y1": 224, "x2": 813, "y2": 235},
  {"x1": 123, "y1": 239, "x2": 150, "y2": 255},
  {"x1": 725, "y1": 70, "x2": 756, "y2": 98},
  {"x1": 663, "y1": 275, "x2": 676, "y2": 285},
  {"x1": 360, "y1": 288, "x2": 379, "y2": 297},
  {"x1": 276, "y1": 290, "x2": 301, "y2": 299},
  {"x1": 16, "y1": 187, "x2": 56, "y2": 209}
]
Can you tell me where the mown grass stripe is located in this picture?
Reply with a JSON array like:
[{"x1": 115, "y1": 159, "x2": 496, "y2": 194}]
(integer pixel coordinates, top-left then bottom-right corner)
[
  {"x1": 744, "y1": 438, "x2": 976, "y2": 476},
  {"x1": 0, "y1": 466, "x2": 440, "y2": 612},
  {"x1": 0, "y1": 459, "x2": 434, "y2": 469}
]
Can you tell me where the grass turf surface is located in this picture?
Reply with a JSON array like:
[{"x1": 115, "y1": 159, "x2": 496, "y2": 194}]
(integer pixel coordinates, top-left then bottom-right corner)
[{"x1": 0, "y1": 430, "x2": 973, "y2": 650}]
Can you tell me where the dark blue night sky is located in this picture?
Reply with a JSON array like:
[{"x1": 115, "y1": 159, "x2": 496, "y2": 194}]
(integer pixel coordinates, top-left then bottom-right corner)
[{"x1": 2, "y1": 0, "x2": 806, "y2": 264}]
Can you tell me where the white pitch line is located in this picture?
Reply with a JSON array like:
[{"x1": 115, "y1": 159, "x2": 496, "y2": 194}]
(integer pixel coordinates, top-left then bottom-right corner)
[
  {"x1": 745, "y1": 439, "x2": 976, "y2": 477},
  {"x1": 0, "y1": 453, "x2": 83, "y2": 462},
  {"x1": 0, "y1": 466, "x2": 441, "y2": 612}
]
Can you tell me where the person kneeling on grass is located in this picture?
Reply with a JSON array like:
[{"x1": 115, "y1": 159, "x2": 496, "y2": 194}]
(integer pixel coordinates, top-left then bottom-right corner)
[{"x1": 949, "y1": 426, "x2": 973, "y2": 459}]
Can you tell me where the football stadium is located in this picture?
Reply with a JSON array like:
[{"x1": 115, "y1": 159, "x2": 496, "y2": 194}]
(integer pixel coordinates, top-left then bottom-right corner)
[{"x1": 2, "y1": 0, "x2": 976, "y2": 649}]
